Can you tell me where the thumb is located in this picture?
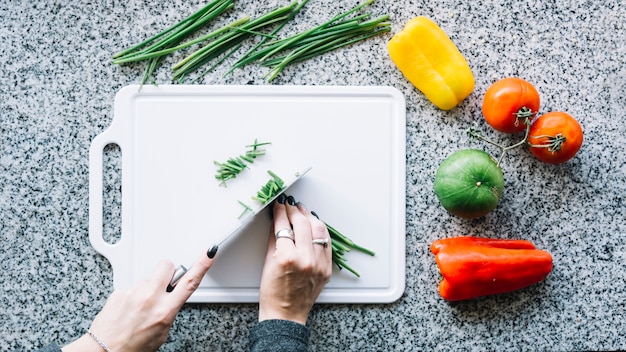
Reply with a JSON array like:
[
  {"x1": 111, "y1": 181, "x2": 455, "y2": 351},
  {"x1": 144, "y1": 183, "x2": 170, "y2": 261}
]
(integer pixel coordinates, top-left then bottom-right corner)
[{"x1": 169, "y1": 245, "x2": 218, "y2": 307}]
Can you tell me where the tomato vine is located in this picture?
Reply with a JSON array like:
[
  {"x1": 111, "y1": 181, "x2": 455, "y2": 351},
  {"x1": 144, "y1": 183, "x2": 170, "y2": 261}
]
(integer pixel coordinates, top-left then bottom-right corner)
[{"x1": 467, "y1": 120, "x2": 532, "y2": 166}]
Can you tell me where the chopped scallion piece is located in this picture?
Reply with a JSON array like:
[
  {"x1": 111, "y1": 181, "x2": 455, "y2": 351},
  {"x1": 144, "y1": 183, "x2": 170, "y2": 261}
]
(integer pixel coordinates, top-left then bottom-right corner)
[
  {"x1": 252, "y1": 171, "x2": 285, "y2": 204},
  {"x1": 214, "y1": 139, "x2": 271, "y2": 185},
  {"x1": 237, "y1": 200, "x2": 253, "y2": 219}
]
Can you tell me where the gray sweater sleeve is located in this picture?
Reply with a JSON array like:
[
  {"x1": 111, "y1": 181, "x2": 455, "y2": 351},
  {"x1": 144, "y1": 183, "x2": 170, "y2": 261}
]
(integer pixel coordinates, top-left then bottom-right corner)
[
  {"x1": 249, "y1": 319, "x2": 310, "y2": 352},
  {"x1": 34, "y1": 344, "x2": 62, "y2": 352},
  {"x1": 36, "y1": 320, "x2": 309, "y2": 352}
]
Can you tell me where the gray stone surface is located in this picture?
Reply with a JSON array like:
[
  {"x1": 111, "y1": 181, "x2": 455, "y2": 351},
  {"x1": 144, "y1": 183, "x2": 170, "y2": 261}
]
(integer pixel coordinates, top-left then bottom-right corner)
[{"x1": 1, "y1": 0, "x2": 625, "y2": 350}]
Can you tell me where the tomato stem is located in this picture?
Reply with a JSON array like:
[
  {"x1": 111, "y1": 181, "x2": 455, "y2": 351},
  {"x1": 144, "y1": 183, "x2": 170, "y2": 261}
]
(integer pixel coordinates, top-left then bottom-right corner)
[
  {"x1": 514, "y1": 106, "x2": 535, "y2": 129},
  {"x1": 468, "y1": 122, "x2": 531, "y2": 166},
  {"x1": 527, "y1": 133, "x2": 566, "y2": 152},
  {"x1": 469, "y1": 107, "x2": 572, "y2": 165}
]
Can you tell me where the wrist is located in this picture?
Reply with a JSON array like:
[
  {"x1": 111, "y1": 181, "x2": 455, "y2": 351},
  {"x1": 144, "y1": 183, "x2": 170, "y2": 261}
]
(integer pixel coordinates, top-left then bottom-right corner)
[
  {"x1": 258, "y1": 307, "x2": 308, "y2": 326},
  {"x1": 62, "y1": 334, "x2": 108, "y2": 352}
]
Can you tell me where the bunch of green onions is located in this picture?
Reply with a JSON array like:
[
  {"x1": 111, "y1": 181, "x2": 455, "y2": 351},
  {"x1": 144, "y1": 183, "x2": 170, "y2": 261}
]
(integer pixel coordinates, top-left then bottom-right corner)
[
  {"x1": 172, "y1": 1, "x2": 306, "y2": 82},
  {"x1": 112, "y1": 0, "x2": 389, "y2": 83},
  {"x1": 112, "y1": 0, "x2": 235, "y2": 85},
  {"x1": 227, "y1": 0, "x2": 390, "y2": 81}
]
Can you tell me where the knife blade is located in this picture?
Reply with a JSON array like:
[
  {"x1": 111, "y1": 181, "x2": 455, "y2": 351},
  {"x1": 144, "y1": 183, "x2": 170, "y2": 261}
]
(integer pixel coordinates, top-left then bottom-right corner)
[{"x1": 167, "y1": 166, "x2": 312, "y2": 291}]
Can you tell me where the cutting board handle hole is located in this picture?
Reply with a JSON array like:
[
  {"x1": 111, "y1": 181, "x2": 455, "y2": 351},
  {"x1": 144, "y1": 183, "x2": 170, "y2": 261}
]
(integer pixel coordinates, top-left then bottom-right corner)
[{"x1": 102, "y1": 143, "x2": 122, "y2": 245}]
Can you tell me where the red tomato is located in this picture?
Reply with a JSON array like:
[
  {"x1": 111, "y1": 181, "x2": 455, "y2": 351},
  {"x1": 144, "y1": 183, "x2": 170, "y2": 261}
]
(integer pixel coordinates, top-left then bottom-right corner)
[
  {"x1": 482, "y1": 78, "x2": 541, "y2": 133},
  {"x1": 528, "y1": 112, "x2": 583, "y2": 164}
]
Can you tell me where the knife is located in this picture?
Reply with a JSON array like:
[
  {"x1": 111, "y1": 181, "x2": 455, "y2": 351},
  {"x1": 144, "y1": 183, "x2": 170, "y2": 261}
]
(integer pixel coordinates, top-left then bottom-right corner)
[
  {"x1": 216, "y1": 166, "x2": 312, "y2": 247},
  {"x1": 166, "y1": 166, "x2": 312, "y2": 292}
]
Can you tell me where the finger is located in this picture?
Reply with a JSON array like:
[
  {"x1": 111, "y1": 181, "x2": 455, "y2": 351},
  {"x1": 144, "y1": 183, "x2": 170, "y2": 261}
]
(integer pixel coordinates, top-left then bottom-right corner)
[
  {"x1": 273, "y1": 198, "x2": 295, "y2": 252},
  {"x1": 266, "y1": 204, "x2": 277, "y2": 256},
  {"x1": 148, "y1": 260, "x2": 176, "y2": 292},
  {"x1": 168, "y1": 246, "x2": 217, "y2": 307},
  {"x1": 297, "y1": 203, "x2": 332, "y2": 256},
  {"x1": 303, "y1": 208, "x2": 333, "y2": 282},
  {"x1": 266, "y1": 225, "x2": 276, "y2": 260},
  {"x1": 285, "y1": 196, "x2": 313, "y2": 257}
]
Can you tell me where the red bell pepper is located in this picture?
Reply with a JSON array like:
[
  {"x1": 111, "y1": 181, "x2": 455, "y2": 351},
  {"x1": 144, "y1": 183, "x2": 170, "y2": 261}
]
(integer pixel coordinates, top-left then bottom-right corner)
[{"x1": 430, "y1": 236, "x2": 553, "y2": 301}]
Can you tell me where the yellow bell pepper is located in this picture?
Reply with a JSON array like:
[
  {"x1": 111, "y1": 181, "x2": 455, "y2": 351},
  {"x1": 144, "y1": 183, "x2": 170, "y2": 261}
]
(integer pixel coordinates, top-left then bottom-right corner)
[{"x1": 388, "y1": 16, "x2": 474, "y2": 110}]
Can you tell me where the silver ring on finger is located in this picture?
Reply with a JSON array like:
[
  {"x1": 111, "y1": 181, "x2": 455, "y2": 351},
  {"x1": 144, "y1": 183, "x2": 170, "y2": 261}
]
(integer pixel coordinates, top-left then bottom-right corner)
[
  {"x1": 312, "y1": 237, "x2": 329, "y2": 248},
  {"x1": 275, "y1": 228, "x2": 295, "y2": 242}
]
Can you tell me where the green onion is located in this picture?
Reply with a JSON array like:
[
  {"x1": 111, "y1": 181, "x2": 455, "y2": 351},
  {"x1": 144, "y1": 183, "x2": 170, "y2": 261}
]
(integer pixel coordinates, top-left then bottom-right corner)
[
  {"x1": 172, "y1": 1, "x2": 302, "y2": 81},
  {"x1": 326, "y1": 222, "x2": 375, "y2": 256},
  {"x1": 322, "y1": 217, "x2": 375, "y2": 277},
  {"x1": 237, "y1": 200, "x2": 253, "y2": 219},
  {"x1": 227, "y1": 14, "x2": 369, "y2": 71},
  {"x1": 112, "y1": 0, "x2": 234, "y2": 85},
  {"x1": 226, "y1": 0, "x2": 390, "y2": 81},
  {"x1": 190, "y1": 42, "x2": 244, "y2": 83},
  {"x1": 252, "y1": 171, "x2": 285, "y2": 204},
  {"x1": 260, "y1": 0, "x2": 375, "y2": 62},
  {"x1": 224, "y1": 0, "x2": 310, "y2": 76},
  {"x1": 112, "y1": 0, "x2": 388, "y2": 83},
  {"x1": 113, "y1": 17, "x2": 250, "y2": 65},
  {"x1": 246, "y1": 140, "x2": 272, "y2": 149},
  {"x1": 214, "y1": 139, "x2": 271, "y2": 186},
  {"x1": 112, "y1": 0, "x2": 233, "y2": 60},
  {"x1": 263, "y1": 19, "x2": 390, "y2": 81},
  {"x1": 261, "y1": 16, "x2": 390, "y2": 68}
]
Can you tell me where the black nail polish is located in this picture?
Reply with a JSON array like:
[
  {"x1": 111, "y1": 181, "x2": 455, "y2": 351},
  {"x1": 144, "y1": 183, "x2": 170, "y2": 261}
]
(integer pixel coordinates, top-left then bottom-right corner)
[
  {"x1": 277, "y1": 193, "x2": 287, "y2": 204},
  {"x1": 207, "y1": 245, "x2": 219, "y2": 259},
  {"x1": 311, "y1": 211, "x2": 319, "y2": 219},
  {"x1": 166, "y1": 265, "x2": 187, "y2": 293},
  {"x1": 287, "y1": 195, "x2": 296, "y2": 206}
]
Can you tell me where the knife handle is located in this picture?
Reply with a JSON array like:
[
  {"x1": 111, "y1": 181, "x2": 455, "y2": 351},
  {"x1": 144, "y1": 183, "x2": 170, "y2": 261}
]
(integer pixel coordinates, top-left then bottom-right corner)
[{"x1": 166, "y1": 265, "x2": 188, "y2": 292}]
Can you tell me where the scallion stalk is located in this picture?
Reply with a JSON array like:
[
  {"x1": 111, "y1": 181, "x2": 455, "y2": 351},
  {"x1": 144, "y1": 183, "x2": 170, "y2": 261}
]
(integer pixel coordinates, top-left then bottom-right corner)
[
  {"x1": 172, "y1": 1, "x2": 301, "y2": 81},
  {"x1": 190, "y1": 43, "x2": 243, "y2": 83},
  {"x1": 265, "y1": 18, "x2": 390, "y2": 80},
  {"x1": 112, "y1": 0, "x2": 231, "y2": 59},
  {"x1": 113, "y1": 17, "x2": 250, "y2": 64},
  {"x1": 225, "y1": 0, "x2": 309, "y2": 76},
  {"x1": 112, "y1": 0, "x2": 234, "y2": 84},
  {"x1": 112, "y1": 0, "x2": 389, "y2": 83},
  {"x1": 227, "y1": 0, "x2": 389, "y2": 81},
  {"x1": 309, "y1": 210, "x2": 375, "y2": 277},
  {"x1": 258, "y1": 0, "x2": 375, "y2": 62}
]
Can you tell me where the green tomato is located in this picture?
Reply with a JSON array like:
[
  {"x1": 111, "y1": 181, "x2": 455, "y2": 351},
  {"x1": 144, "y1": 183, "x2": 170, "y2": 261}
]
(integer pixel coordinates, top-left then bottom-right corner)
[{"x1": 433, "y1": 149, "x2": 504, "y2": 219}]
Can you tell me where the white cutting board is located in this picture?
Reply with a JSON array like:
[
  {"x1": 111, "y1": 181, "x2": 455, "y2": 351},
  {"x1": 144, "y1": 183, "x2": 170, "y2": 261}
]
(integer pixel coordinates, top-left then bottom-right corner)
[{"x1": 89, "y1": 85, "x2": 406, "y2": 303}]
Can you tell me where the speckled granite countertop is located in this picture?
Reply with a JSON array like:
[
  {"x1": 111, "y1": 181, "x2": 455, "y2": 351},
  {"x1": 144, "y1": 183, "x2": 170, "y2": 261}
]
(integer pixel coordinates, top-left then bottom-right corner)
[{"x1": 2, "y1": 0, "x2": 625, "y2": 351}]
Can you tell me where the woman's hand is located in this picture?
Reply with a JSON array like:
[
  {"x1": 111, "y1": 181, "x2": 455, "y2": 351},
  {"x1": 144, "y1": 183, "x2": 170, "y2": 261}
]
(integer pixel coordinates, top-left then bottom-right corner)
[
  {"x1": 258, "y1": 195, "x2": 333, "y2": 325},
  {"x1": 62, "y1": 248, "x2": 217, "y2": 352}
]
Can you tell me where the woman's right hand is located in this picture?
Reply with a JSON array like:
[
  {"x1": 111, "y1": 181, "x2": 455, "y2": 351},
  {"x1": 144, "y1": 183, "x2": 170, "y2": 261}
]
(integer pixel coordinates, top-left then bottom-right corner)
[
  {"x1": 62, "y1": 248, "x2": 216, "y2": 352},
  {"x1": 258, "y1": 194, "x2": 333, "y2": 325}
]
